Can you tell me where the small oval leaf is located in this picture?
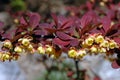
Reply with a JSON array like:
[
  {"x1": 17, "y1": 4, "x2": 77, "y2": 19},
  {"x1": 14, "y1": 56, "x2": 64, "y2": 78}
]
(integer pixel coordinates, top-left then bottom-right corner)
[
  {"x1": 53, "y1": 38, "x2": 70, "y2": 46},
  {"x1": 56, "y1": 31, "x2": 73, "y2": 41}
]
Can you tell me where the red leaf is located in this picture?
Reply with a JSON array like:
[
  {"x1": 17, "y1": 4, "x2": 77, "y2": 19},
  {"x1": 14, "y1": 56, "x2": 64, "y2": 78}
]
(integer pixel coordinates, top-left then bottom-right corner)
[
  {"x1": 45, "y1": 28, "x2": 57, "y2": 33},
  {"x1": 106, "y1": 10, "x2": 115, "y2": 19},
  {"x1": 56, "y1": 31, "x2": 73, "y2": 41},
  {"x1": 39, "y1": 23, "x2": 54, "y2": 34},
  {"x1": 60, "y1": 19, "x2": 73, "y2": 29},
  {"x1": 39, "y1": 23, "x2": 53, "y2": 28},
  {"x1": 34, "y1": 30, "x2": 46, "y2": 35},
  {"x1": 70, "y1": 39, "x2": 79, "y2": 47},
  {"x1": 80, "y1": 11, "x2": 98, "y2": 28},
  {"x1": 111, "y1": 61, "x2": 120, "y2": 69},
  {"x1": 20, "y1": 17, "x2": 27, "y2": 25},
  {"x1": 29, "y1": 13, "x2": 41, "y2": 27},
  {"x1": 2, "y1": 28, "x2": 16, "y2": 39},
  {"x1": 51, "y1": 13, "x2": 58, "y2": 26},
  {"x1": 101, "y1": 16, "x2": 111, "y2": 32},
  {"x1": 53, "y1": 38, "x2": 70, "y2": 46},
  {"x1": 86, "y1": 1, "x2": 93, "y2": 10},
  {"x1": 105, "y1": 23, "x2": 120, "y2": 36},
  {"x1": 113, "y1": 38, "x2": 120, "y2": 44}
]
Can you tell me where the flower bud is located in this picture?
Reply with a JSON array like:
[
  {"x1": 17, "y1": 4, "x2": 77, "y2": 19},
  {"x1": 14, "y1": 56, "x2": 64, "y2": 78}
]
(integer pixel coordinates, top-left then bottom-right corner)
[
  {"x1": 3, "y1": 40, "x2": 12, "y2": 49},
  {"x1": 27, "y1": 44, "x2": 33, "y2": 51},
  {"x1": 90, "y1": 46, "x2": 98, "y2": 53},
  {"x1": 14, "y1": 46, "x2": 23, "y2": 53},
  {"x1": 50, "y1": 54, "x2": 56, "y2": 59},
  {"x1": 45, "y1": 45, "x2": 54, "y2": 54},
  {"x1": 98, "y1": 47, "x2": 106, "y2": 53},
  {"x1": 85, "y1": 37, "x2": 94, "y2": 46},
  {"x1": 37, "y1": 46, "x2": 45, "y2": 54},
  {"x1": 3, "y1": 54, "x2": 10, "y2": 60},
  {"x1": 100, "y1": 2, "x2": 105, "y2": 6},
  {"x1": 68, "y1": 48, "x2": 77, "y2": 58},
  {"x1": 77, "y1": 49, "x2": 86, "y2": 59},
  {"x1": 21, "y1": 38, "x2": 30, "y2": 46},
  {"x1": 100, "y1": 40, "x2": 109, "y2": 48},
  {"x1": 109, "y1": 41, "x2": 118, "y2": 49},
  {"x1": 81, "y1": 42, "x2": 88, "y2": 48},
  {"x1": 14, "y1": 19, "x2": 19, "y2": 24},
  {"x1": 95, "y1": 35, "x2": 104, "y2": 44}
]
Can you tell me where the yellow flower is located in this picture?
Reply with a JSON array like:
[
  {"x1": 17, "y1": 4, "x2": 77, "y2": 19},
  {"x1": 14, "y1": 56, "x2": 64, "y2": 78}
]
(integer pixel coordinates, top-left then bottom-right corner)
[
  {"x1": 37, "y1": 46, "x2": 45, "y2": 54},
  {"x1": 100, "y1": 40, "x2": 109, "y2": 48},
  {"x1": 3, "y1": 54, "x2": 10, "y2": 60},
  {"x1": 109, "y1": 40, "x2": 118, "y2": 49},
  {"x1": 21, "y1": 38, "x2": 30, "y2": 46},
  {"x1": 98, "y1": 47, "x2": 106, "y2": 53},
  {"x1": 45, "y1": 45, "x2": 54, "y2": 54},
  {"x1": 77, "y1": 49, "x2": 86, "y2": 59},
  {"x1": 68, "y1": 48, "x2": 77, "y2": 58},
  {"x1": 81, "y1": 42, "x2": 88, "y2": 48},
  {"x1": 14, "y1": 18, "x2": 19, "y2": 24},
  {"x1": 14, "y1": 46, "x2": 23, "y2": 53},
  {"x1": 50, "y1": 54, "x2": 56, "y2": 59},
  {"x1": 100, "y1": 2, "x2": 105, "y2": 6},
  {"x1": 85, "y1": 37, "x2": 94, "y2": 46},
  {"x1": 27, "y1": 44, "x2": 33, "y2": 51},
  {"x1": 3, "y1": 40, "x2": 12, "y2": 49},
  {"x1": 95, "y1": 35, "x2": 104, "y2": 44},
  {"x1": 90, "y1": 46, "x2": 98, "y2": 53}
]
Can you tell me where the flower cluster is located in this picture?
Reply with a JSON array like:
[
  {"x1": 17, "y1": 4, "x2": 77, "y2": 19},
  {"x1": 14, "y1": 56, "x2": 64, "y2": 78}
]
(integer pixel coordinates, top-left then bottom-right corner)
[
  {"x1": 0, "y1": 35, "x2": 62, "y2": 61},
  {"x1": 68, "y1": 33, "x2": 119, "y2": 60}
]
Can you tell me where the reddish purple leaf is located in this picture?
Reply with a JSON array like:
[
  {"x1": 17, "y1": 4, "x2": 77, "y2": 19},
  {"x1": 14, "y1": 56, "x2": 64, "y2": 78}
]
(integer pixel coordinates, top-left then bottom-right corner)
[
  {"x1": 106, "y1": 10, "x2": 115, "y2": 19},
  {"x1": 53, "y1": 38, "x2": 70, "y2": 46},
  {"x1": 105, "y1": 23, "x2": 120, "y2": 36},
  {"x1": 45, "y1": 28, "x2": 57, "y2": 33},
  {"x1": 70, "y1": 39, "x2": 79, "y2": 47},
  {"x1": 58, "y1": 15, "x2": 67, "y2": 24},
  {"x1": 34, "y1": 30, "x2": 46, "y2": 35},
  {"x1": 39, "y1": 23, "x2": 53, "y2": 29},
  {"x1": 113, "y1": 38, "x2": 120, "y2": 44},
  {"x1": 86, "y1": 1, "x2": 93, "y2": 10},
  {"x1": 29, "y1": 13, "x2": 41, "y2": 27},
  {"x1": 51, "y1": 13, "x2": 58, "y2": 26},
  {"x1": 60, "y1": 19, "x2": 73, "y2": 29},
  {"x1": 80, "y1": 11, "x2": 99, "y2": 28},
  {"x1": 2, "y1": 28, "x2": 16, "y2": 39},
  {"x1": 20, "y1": 17, "x2": 27, "y2": 25},
  {"x1": 111, "y1": 61, "x2": 120, "y2": 69},
  {"x1": 56, "y1": 31, "x2": 73, "y2": 41},
  {"x1": 90, "y1": 28, "x2": 104, "y2": 34},
  {"x1": 101, "y1": 16, "x2": 111, "y2": 32}
]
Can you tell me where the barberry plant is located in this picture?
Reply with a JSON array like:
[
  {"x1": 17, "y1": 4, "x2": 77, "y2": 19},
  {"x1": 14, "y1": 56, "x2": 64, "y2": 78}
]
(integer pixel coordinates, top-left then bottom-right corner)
[
  {"x1": 0, "y1": 3, "x2": 120, "y2": 67},
  {"x1": 0, "y1": 0, "x2": 120, "y2": 80}
]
